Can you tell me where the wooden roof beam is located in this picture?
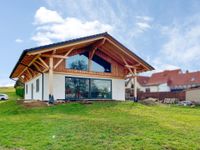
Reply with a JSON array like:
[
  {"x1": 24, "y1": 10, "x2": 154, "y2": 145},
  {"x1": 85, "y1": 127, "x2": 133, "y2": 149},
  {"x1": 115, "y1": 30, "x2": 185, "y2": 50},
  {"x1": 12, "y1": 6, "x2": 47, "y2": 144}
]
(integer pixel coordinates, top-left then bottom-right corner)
[
  {"x1": 33, "y1": 62, "x2": 42, "y2": 72},
  {"x1": 54, "y1": 47, "x2": 74, "y2": 69},
  {"x1": 38, "y1": 57, "x2": 49, "y2": 69},
  {"x1": 27, "y1": 37, "x2": 104, "y2": 55},
  {"x1": 125, "y1": 64, "x2": 141, "y2": 69},
  {"x1": 89, "y1": 38, "x2": 106, "y2": 59},
  {"x1": 17, "y1": 55, "x2": 40, "y2": 78},
  {"x1": 41, "y1": 54, "x2": 68, "y2": 59}
]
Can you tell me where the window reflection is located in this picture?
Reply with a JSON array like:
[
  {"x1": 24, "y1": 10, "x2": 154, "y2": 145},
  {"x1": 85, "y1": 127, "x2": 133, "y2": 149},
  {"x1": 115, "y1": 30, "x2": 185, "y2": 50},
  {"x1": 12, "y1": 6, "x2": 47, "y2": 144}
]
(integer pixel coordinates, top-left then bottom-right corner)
[
  {"x1": 66, "y1": 51, "x2": 111, "y2": 73},
  {"x1": 91, "y1": 79, "x2": 111, "y2": 99},
  {"x1": 66, "y1": 52, "x2": 88, "y2": 71},
  {"x1": 65, "y1": 77, "x2": 112, "y2": 100},
  {"x1": 91, "y1": 55, "x2": 111, "y2": 73},
  {"x1": 65, "y1": 77, "x2": 89, "y2": 99}
]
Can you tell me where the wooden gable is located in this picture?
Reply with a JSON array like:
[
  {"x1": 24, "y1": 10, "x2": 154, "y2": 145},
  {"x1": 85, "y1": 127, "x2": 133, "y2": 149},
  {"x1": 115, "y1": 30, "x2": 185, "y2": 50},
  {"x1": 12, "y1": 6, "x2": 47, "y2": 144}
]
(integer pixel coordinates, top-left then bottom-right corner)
[{"x1": 10, "y1": 33, "x2": 154, "y2": 83}]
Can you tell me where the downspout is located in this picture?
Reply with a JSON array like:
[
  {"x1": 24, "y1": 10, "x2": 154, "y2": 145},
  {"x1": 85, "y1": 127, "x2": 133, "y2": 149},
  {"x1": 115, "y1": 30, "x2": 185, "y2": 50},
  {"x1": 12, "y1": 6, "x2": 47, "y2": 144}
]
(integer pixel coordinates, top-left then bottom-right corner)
[{"x1": 42, "y1": 73, "x2": 44, "y2": 100}]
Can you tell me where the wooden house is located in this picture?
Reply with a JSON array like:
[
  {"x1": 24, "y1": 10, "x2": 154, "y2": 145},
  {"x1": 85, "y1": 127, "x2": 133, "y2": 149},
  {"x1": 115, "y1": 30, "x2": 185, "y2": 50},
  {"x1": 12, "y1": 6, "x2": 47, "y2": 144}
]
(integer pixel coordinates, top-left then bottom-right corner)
[{"x1": 10, "y1": 32, "x2": 154, "y2": 101}]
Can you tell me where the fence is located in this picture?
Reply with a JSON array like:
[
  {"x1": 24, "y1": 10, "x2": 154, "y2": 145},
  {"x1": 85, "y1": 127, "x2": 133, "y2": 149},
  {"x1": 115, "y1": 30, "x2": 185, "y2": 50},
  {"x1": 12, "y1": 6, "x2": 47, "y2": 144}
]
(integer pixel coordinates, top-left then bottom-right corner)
[{"x1": 136, "y1": 91, "x2": 186, "y2": 101}]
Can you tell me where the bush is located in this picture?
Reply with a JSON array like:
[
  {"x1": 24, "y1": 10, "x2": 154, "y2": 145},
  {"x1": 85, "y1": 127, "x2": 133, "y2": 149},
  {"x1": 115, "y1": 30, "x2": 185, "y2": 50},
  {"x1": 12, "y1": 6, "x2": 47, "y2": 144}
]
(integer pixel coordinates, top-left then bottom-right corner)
[{"x1": 15, "y1": 86, "x2": 24, "y2": 98}]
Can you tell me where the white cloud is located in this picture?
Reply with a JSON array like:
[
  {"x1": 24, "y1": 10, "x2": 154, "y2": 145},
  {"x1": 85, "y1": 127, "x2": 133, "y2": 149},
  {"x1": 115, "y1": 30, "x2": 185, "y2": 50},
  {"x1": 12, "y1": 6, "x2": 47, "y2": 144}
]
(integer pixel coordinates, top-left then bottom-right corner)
[
  {"x1": 15, "y1": 38, "x2": 23, "y2": 43},
  {"x1": 129, "y1": 15, "x2": 153, "y2": 38},
  {"x1": 34, "y1": 7, "x2": 64, "y2": 25},
  {"x1": 161, "y1": 24, "x2": 200, "y2": 65},
  {"x1": 136, "y1": 16, "x2": 153, "y2": 22},
  {"x1": 136, "y1": 22, "x2": 151, "y2": 31},
  {"x1": 32, "y1": 7, "x2": 113, "y2": 45},
  {"x1": 135, "y1": 16, "x2": 153, "y2": 31}
]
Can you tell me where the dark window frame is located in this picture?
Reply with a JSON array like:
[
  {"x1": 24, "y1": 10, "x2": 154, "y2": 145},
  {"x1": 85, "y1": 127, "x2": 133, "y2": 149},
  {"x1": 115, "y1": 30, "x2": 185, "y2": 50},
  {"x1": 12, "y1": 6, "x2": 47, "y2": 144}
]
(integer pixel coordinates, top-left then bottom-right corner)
[
  {"x1": 36, "y1": 79, "x2": 39, "y2": 92},
  {"x1": 65, "y1": 52, "x2": 89, "y2": 71},
  {"x1": 65, "y1": 76, "x2": 112, "y2": 100},
  {"x1": 65, "y1": 52, "x2": 112, "y2": 73},
  {"x1": 26, "y1": 84, "x2": 28, "y2": 94}
]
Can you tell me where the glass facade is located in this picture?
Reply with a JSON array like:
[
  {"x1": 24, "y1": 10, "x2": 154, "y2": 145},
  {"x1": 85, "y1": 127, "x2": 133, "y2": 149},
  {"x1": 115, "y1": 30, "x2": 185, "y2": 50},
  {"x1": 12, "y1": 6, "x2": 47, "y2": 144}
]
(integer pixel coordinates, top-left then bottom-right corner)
[
  {"x1": 66, "y1": 52, "x2": 111, "y2": 73},
  {"x1": 91, "y1": 55, "x2": 111, "y2": 73},
  {"x1": 91, "y1": 79, "x2": 111, "y2": 99},
  {"x1": 66, "y1": 52, "x2": 88, "y2": 71},
  {"x1": 65, "y1": 77, "x2": 112, "y2": 100},
  {"x1": 65, "y1": 77, "x2": 89, "y2": 99}
]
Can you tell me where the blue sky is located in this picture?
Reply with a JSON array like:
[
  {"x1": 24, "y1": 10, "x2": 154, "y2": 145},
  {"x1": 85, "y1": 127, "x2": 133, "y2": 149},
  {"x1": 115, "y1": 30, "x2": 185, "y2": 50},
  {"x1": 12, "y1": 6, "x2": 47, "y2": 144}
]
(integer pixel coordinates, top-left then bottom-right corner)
[{"x1": 1, "y1": 0, "x2": 200, "y2": 86}]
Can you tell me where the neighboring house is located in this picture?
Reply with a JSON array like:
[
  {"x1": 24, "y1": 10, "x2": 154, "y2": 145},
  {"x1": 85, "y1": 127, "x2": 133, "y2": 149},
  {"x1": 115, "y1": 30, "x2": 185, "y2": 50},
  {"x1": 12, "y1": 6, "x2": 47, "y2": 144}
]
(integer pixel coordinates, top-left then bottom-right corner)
[
  {"x1": 126, "y1": 69, "x2": 200, "y2": 93},
  {"x1": 10, "y1": 32, "x2": 153, "y2": 101},
  {"x1": 145, "y1": 69, "x2": 182, "y2": 92},
  {"x1": 126, "y1": 76, "x2": 150, "y2": 92},
  {"x1": 170, "y1": 71, "x2": 200, "y2": 91}
]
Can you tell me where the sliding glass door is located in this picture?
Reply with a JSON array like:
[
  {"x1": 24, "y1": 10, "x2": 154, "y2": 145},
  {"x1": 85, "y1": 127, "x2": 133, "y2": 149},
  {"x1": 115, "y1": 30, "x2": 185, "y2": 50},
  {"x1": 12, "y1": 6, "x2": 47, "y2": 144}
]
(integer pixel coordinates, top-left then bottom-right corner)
[
  {"x1": 65, "y1": 77, "x2": 112, "y2": 100},
  {"x1": 91, "y1": 79, "x2": 111, "y2": 99},
  {"x1": 65, "y1": 77, "x2": 89, "y2": 99}
]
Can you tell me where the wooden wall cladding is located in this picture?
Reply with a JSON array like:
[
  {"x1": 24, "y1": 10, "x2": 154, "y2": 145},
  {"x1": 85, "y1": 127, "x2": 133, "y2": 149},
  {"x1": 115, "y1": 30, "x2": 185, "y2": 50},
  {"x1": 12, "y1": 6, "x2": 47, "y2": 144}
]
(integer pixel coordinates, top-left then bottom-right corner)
[{"x1": 54, "y1": 48, "x2": 125, "y2": 79}]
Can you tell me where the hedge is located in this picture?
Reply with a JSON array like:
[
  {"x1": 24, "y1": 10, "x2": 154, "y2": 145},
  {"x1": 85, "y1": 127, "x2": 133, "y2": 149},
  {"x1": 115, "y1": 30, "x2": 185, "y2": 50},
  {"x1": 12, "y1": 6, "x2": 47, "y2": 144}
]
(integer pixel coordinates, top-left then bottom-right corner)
[{"x1": 15, "y1": 86, "x2": 24, "y2": 98}]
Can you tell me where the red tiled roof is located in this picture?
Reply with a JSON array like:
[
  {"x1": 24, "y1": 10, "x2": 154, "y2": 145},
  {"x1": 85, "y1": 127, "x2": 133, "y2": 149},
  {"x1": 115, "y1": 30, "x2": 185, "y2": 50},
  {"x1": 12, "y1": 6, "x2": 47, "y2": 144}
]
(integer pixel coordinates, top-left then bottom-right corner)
[
  {"x1": 137, "y1": 76, "x2": 150, "y2": 86},
  {"x1": 146, "y1": 69, "x2": 182, "y2": 85},
  {"x1": 170, "y1": 71, "x2": 200, "y2": 87}
]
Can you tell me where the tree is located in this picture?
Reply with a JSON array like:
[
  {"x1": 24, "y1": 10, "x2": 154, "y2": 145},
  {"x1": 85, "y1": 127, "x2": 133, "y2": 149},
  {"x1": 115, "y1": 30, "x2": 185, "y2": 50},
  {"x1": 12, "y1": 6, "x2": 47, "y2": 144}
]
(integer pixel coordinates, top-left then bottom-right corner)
[
  {"x1": 70, "y1": 60, "x2": 87, "y2": 71},
  {"x1": 14, "y1": 79, "x2": 24, "y2": 88},
  {"x1": 14, "y1": 79, "x2": 24, "y2": 98}
]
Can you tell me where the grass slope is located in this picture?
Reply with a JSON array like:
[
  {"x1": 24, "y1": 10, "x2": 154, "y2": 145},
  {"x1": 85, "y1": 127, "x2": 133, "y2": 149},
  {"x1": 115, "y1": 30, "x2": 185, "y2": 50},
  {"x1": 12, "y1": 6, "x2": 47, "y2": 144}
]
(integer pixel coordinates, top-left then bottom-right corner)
[{"x1": 0, "y1": 87, "x2": 200, "y2": 150}]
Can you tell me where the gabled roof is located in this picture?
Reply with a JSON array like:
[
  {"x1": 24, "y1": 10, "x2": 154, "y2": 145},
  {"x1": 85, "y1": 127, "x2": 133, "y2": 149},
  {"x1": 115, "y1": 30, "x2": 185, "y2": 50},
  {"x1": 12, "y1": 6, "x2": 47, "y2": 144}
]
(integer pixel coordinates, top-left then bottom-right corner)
[
  {"x1": 10, "y1": 32, "x2": 154, "y2": 79},
  {"x1": 170, "y1": 71, "x2": 200, "y2": 87},
  {"x1": 137, "y1": 76, "x2": 150, "y2": 86},
  {"x1": 146, "y1": 69, "x2": 181, "y2": 86}
]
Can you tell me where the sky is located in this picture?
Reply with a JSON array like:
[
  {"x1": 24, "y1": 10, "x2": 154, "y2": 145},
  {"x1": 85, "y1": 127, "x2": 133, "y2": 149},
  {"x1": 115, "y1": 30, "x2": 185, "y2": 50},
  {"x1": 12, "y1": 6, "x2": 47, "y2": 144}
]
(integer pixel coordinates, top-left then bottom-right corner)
[{"x1": 1, "y1": 0, "x2": 200, "y2": 86}]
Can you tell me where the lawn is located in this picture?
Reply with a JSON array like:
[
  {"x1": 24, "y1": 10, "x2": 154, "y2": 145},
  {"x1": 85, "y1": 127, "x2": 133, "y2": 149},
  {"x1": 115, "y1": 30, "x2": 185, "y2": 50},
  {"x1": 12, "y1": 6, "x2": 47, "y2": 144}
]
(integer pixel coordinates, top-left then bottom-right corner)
[{"x1": 0, "y1": 88, "x2": 200, "y2": 150}]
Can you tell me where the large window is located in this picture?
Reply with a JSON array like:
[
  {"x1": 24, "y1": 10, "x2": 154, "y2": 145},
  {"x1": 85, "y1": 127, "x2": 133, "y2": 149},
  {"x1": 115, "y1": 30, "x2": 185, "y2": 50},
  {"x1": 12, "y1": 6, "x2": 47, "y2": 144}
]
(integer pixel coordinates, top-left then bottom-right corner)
[
  {"x1": 65, "y1": 77, "x2": 89, "y2": 99},
  {"x1": 65, "y1": 51, "x2": 111, "y2": 73},
  {"x1": 91, "y1": 79, "x2": 112, "y2": 99},
  {"x1": 66, "y1": 52, "x2": 88, "y2": 71},
  {"x1": 65, "y1": 77, "x2": 112, "y2": 100},
  {"x1": 91, "y1": 55, "x2": 111, "y2": 73}
]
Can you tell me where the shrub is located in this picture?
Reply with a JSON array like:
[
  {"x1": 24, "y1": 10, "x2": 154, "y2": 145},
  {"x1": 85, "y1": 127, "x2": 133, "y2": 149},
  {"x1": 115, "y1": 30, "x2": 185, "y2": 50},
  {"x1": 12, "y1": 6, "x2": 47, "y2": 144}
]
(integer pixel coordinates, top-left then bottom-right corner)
[{"x1": 15, "y1": 86, "x2": 24, "y2": 98}]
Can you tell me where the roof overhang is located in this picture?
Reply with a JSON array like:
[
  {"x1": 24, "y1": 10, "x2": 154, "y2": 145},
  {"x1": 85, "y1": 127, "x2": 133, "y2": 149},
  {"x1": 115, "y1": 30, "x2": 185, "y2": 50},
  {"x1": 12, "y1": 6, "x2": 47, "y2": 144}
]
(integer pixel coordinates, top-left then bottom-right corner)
[{"x1": 10, "y1": 32, "x2": 154, "y2": 79}]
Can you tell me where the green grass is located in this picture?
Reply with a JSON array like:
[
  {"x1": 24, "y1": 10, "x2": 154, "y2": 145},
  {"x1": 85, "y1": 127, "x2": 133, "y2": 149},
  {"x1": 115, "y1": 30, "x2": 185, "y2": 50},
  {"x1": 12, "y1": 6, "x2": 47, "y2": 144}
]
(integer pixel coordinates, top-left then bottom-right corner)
[
  {"x1": 0, "y1": 87, "x2": 21, "y2": 100},
  {"x1": 0, "y1": 87, "x2": 200, "y2": 150}
]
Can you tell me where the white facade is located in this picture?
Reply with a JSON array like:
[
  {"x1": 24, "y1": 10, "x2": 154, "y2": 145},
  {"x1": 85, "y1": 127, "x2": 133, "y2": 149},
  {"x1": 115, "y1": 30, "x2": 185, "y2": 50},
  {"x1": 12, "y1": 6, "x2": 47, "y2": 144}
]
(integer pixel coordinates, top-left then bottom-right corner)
[
  {"x1": 126, "y1": 80, "x2": 170, "y2": 92},
  {"x1": 25, "y1": 74, "x2": 43, "y2": 100},
  {"x1": 25, "y1": 73, "x2": 125, "y2": 101}
]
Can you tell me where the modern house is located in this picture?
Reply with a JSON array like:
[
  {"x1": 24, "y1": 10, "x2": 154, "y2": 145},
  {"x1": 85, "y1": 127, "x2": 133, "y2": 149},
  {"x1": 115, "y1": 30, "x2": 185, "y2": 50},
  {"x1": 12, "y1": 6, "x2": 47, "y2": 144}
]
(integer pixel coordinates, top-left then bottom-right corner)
[
  {"x1": 10, "y1": 33, "x2": 154, "y2": 101},
  {"x1": 126, "y1": 69, "x2": 200, "y2": 93}
]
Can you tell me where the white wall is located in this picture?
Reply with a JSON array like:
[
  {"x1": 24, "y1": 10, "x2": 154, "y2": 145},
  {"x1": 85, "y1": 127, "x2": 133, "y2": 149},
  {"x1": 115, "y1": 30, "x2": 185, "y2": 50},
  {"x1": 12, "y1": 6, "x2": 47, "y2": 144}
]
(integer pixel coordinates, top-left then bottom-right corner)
[
  {"x1": 25, "y1": 74, "x2": 43, "y2": 100},
  {"x1": 43, "y1": 73, "x2": 65, "y2": 100},
  {"x1": 45, "y1": 73, "x2": 125, "y2": 101},
  {"x1": 25, "y1": 73, "x2": 126, "y2": 101},
  {"x1": 148, "y1": 85, "x2": 159, "y2": 92},
  {"x1": 158, "y1": 83, "x2": 170, "y2": 92},
  {"x1": 112, "y1": 79, "x2": 125, "y2": 101}
]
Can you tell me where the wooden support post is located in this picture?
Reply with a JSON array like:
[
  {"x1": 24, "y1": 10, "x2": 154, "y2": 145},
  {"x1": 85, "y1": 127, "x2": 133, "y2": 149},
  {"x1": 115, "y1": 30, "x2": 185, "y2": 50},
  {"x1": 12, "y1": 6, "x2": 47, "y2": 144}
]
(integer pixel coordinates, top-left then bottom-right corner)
[
  {"x1": 88, "y1": 47, "x2": 97, "y2": 71},
  {"x1": 133, "y1": 68, "x2": 138, "y2": 102},
  {"x1": 49, "y1": 57, "x2": 54, "y2": 101}
]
